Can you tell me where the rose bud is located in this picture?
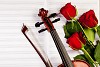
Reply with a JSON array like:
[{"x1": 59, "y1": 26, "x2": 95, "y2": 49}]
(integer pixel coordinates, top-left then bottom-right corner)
[
  {"x1": 79, "y1": 10, "x2": 98, "y2": 28},
  {"x1": 60, "y1": 3, "x2": 77, "y2": 20},
  {"x1": 67, "y1": 32, "x2": 97, "y2": 67},
  {"x1": 67, "y1": 32, "x2": 86, "y2": 50}
]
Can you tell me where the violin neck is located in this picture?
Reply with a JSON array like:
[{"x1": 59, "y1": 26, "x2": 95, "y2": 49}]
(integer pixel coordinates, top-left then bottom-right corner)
[{"x1": 50, "y1": 29, "x2": 73, "y2": 67}]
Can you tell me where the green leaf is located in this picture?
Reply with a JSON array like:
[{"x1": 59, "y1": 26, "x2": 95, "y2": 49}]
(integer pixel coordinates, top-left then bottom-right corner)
[
  {"x1": 74, "y1": 54, "x2": 87, "y2": 61},
  {"x1": 84, "y1": 28, "x2": 95, "y2": 42},
  {"x1": 94, "y1": 40, "x2": 100, "y2": 65},
  {"x1": 74, "y1": 54, "x2": 94, "y2": 67},
  {"x1": 63, "y1": 21, "x2": 82, "y2": 38},
  {"x1": 97, "y1": 25, "x2": 100, "y2": 37},
  {"x1": 75, "y1": 21, "x2": 95, "y2": 48},
  {"x1": 63, "y1": 25, "x2": 70, "y2": 38},
  {"x1": 84, "y1": 44, "x2": 95, "y2": 60}
]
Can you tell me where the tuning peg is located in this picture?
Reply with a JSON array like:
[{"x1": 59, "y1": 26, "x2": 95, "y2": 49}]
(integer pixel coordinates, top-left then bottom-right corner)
[
  {"x1": 52, "y1": 18, "x2": 60, "y2": 23},
  {"x1": 48, "y1": 13, "x2": 57, "y2": 18},
  {"x1": 35, "y1": 22, "x2": 44, "y2": 27},
  {"x1": 38, "y1": 28, "x2": 47, "y2": 33}
]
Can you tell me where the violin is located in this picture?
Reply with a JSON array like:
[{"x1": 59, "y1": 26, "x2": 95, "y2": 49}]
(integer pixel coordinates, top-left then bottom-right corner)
[{"x1": 35, "y1": 8, "x2": 90, "y2": 67}]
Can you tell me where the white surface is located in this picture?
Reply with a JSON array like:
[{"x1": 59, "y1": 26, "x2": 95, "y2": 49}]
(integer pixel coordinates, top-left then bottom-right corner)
[{"x1": 0, "y1": 0, "x2": 99, "y2": 67}]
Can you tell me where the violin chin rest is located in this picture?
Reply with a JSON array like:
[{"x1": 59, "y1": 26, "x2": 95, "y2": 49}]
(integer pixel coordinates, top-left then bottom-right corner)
[{"x1": 58, "y1": 60, "x2": 90, "y2": 67}]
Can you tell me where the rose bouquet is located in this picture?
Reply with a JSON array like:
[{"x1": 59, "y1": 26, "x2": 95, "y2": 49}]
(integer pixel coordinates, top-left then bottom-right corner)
[{"x1": 60, "y1": 3, "x2": 100, "y2": 67}]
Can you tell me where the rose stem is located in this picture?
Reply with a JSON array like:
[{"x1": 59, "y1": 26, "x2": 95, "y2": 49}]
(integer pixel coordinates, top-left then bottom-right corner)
[
  {"x1": 73, "y1": 18, "x2": 95, "y2": 48},
  {"x1": 81, "y1": 47, "x2": 98, "y2": 67}
]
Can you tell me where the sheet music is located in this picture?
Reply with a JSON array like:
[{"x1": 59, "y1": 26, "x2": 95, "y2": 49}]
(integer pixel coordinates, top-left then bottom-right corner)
[{"x1": 0, "y1": 0, "x2": 99, "y2": 67}]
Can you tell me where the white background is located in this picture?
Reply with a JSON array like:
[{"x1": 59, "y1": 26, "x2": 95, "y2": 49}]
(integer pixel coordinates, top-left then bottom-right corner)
[{"x1": 0, "y1": 0, "x2": 99, "y2": 67}]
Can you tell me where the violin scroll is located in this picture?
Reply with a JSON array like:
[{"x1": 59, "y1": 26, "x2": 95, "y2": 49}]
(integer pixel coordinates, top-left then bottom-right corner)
[
  {"x1": 38, "y1": 8, "x2": 48, "y2": 17},
  {"x1": 35, "y1": 8, "x2": 60, "y2": 33}
]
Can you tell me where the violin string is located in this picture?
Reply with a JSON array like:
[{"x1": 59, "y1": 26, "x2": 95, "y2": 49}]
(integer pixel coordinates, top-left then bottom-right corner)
[
  {"x1": 50, "y1": 30, "x2": 65, "y2": 66},
  {"x1": 50, "y1": 30, "x2": 68, "y2": 67},
  {"x1": 50, "y1": 30, "x2": 73, "y2": 67}
]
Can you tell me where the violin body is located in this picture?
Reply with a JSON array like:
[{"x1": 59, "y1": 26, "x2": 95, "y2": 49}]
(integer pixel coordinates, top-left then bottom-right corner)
[{"x1": 58, "y1": 60, "x2": 90, "y2": 67}]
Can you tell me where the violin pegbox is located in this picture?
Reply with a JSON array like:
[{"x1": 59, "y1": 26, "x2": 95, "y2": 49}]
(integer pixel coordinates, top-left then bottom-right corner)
[
  {"x1": 35, "y1": 8, "x2": 60, "y2": 33},
  {"x1": 38, "y1": 8, "x2": 48, "y2": 17}
]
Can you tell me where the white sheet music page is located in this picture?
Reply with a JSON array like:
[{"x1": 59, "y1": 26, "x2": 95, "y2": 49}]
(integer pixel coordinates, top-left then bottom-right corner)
[{"x1": 0, "y1": 0, "x2": 99, "y2": 67}]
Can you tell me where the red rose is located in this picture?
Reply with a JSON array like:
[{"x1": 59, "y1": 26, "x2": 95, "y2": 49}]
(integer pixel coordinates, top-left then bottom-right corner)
[
  {"x1": 60, "y1": 3, "x2": 76, "y2": 20},
  {"x1": 67, "y1": 32, "x2": 86, "y2": 50},
  {"x1": 79, "y1": 10, "x2": 98, "y2": 28}
]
